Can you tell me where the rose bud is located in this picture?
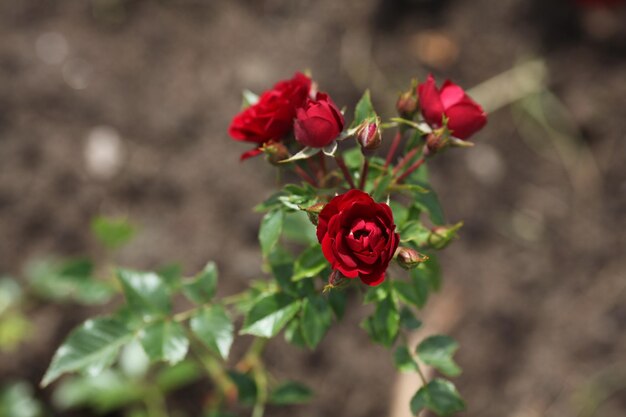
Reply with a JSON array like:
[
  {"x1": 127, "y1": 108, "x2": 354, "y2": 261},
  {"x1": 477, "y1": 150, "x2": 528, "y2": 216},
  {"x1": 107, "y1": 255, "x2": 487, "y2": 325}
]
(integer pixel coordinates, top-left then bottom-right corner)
[
  {"x1": 418, "y1": 74, "x2": 487, "y2": 140},
  {"x1": 261, "y1": 141, "x2": 290, "y2": 165},
  {"x1": 294, "y1": 92, "x2": 345, "y2": 148},
  {"x1": 228, "y1": 72, "x2": 311, "y2": 160},
  {"x1": 303, "y1": 202, "x2": 325, "y2": 226},
  {"x1": 428, "y1": 222, "x2": 463, "y2": 249},
  {"x1": 396, "y1": 89, "x2": 418, "y2": 119},
  {"x1": 316, "y1": 190, "x2": 399, "y2": 286},
  {"x1": 396, "y1": 247, "x2": 429, "y2": 270},
  {"x1": 356, "y1": 119, "x2": 382, "y2": 151}
]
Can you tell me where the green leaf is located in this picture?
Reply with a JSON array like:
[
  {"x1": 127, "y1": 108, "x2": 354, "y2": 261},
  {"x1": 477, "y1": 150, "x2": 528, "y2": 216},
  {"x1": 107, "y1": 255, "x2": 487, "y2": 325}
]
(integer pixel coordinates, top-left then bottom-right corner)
[
  {"x1": 157, "y1": 263, "x2": 182, "y2": 288},
  {"x1": 394, "y1": 345, "x2": 419, "y2": 373},
  {"x1": 91, "y1": 216, "x2": 135, "y2": 249},
  {"x1": 300, "y1": 295, "x2": 332, "y2": 349},
  {"x1": 42, "y1": 316, "x2": 134, "y2": 386},
  {"x1": 394, "y1": 276, "x2": 429, "y2": 309},
  {"x1": 371, "y1": 172, "x2": 393, "y2": 202},
  {"x1": 52, "y1": 370, "x2": 143, "y2": 413},
  {"x1": 412, "y1": 185, "x2": 445, "y2": 226},
  {"x1": 400, "y1": 307, "x2": 422, "y2": 330},
  {"x1": 227, "y1": 371, "x2": 257, "y2": 406},
  {"x1": 241, "y1": 293, "x2": 301, "y2": 338},
  {"x1": 413, "y1": 256, "x2": 441, "y2": 291},
  {"x1": 399, "y1": 221, "x2": 431, "y2": 245},
  {"x1": 352, "y1": 90, "x2": 376, "y2": 128},
  {"x1": 410, "y1": 379, "x2": 465, "y2": 416},
  {"x1": 267, "y1": 248, "x2": 297, "y2": 295},
  {"x1": 0, "y1": 381, "x2": 43, "y2": 417},
  {"x1": 269, "y1": 381, "x2": 313, "y2": 405},
  {"x1": 292, "y1": 245, "x2": 327, "y2": 281},
  {"x1": 182, "y1": 261, "x2": 218, "y2": 304},
  {"x1": 117, "y1": 269, "x2": 171, "y2": 319},
  {"x1": 328, "y1": 289, "x2": 347, "y2": 320},
  {"x1": 416, "y1": 335, "x2": 461, "y2": 377},
  {"x1": 139, "y1": 320, "x2": 189, "y2": 365},
  {"x1": 282, "y1": 211, "x2": 317, "y2": 244},
  {"x1": 259, "y1": 210, "x2": 284, "y2": 258},
  {"x1": 26, "y1": 259, "x2": 113, "y2": 305},
  {"x1": 190, "y1": 305, "x2": 234, "y2": 360},
  {"x1": 156, "y1": 360, "x2": 202, "y2": 392},
  {"x1": 362, "y1": 294, "x2": 399, "y2": 347},
  {"x1": 284, "y1": 317, "x2": 306, "y2": 347}
]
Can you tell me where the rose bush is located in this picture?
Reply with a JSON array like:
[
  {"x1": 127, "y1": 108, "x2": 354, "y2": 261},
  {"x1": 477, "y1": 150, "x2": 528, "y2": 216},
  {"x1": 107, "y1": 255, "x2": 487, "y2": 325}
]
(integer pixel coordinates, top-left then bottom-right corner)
[
  {"x1": 316, "y1": 190, "x2": 399, "y2": 286},
  {"x1": 418, "y1": 74, "x2": 487, "y2": 140},
  {"x1": 228, "y1": 72, "x2": 311, "y2": 159},
  {"x1": 294, "y1": 92, "x2": 345, "y2": 148}
]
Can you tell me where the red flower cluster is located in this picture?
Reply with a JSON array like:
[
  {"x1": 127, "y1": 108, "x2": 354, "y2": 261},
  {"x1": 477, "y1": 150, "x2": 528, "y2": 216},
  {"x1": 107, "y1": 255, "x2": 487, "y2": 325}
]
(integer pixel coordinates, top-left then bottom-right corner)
[
  {"x1": 228, "y1": 73, "x2": 344, "y2": 160},
  {"x1": 418, "y1": 74, "x2": 487, "y2": 140},
  {"x1": 316, "y1": 190, "x2": 399, "y2": 286}
]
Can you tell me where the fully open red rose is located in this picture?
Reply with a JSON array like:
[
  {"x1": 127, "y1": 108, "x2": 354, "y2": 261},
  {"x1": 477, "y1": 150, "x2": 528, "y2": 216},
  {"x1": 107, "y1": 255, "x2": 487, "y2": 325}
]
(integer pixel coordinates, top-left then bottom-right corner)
[
  {"x1": 316, "y1": 190, "x2": 399, "y2": 286},
  {"x1": 228, "y1": 72, "x2": 311, "y2": 160},
  {"x1": 294, "y1": 92, "x2": 344, "y2": 148},
  {"x1": 418, "y1": 74, "x2": 487, "y2": 140}
]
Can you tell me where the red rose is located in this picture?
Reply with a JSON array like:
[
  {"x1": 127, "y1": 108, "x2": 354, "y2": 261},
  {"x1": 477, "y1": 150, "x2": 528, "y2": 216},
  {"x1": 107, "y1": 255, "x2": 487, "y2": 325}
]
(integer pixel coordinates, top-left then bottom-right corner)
[
  {"x1": 294, "y1": 92, "x2": 345, "y2": 148},
  {"x1": 228, "y1": 73, "x2": 311, "y2": 160},
  {"x1": 418, "y1": 74, "x2": 487, "y2": 140},
  {"x1": 316, "y1": 190, "x2": 399, "y2": 286}
]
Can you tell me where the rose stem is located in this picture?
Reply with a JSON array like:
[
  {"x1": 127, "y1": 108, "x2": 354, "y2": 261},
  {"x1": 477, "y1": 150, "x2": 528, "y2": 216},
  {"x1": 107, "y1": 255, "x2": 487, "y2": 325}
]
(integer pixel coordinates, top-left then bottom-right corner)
[
  {"x1": 358, "y1": 159, "x2": 369, "y2": 190},
  {"x1": 293, "y1": 164, "x2": 318, "y2": 187},
  {"x1": 384, "y1": 130, "x2": 403, "y2": 168},
  {"x1": 318, "y1": 151, "x2": 327, "y2": 187},
  {"x1": 395, "y1": 156, "x2": 426, "y2": 184},
  {"x1": 334, "y1": 155, "x2": 356, "y2": 189},
  {"x1": 391, "y1": 146, "x2": 419, "y2": 177}
]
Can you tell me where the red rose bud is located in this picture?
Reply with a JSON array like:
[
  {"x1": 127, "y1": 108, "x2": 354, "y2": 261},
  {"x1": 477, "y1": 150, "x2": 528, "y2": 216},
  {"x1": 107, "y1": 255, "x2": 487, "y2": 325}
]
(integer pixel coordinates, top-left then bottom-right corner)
[
  {"x1": 356, "y1": 119, "x2": 382, "y2": 151},
  {"x1": 425, "y1": 131, "x2": 448, "y2": 155},
  {"x1": 304, "y1": 202, "x2": 325, "y2": 226},
  {"x1": 396, "y1": 247, "x2": 429, "y2": 270},
  {"x1": 418, "y1": 74, "x2": 487, "y2": 140},
  {"x1": 294, "y1": 92, "x2": 345, "y2": 148},
  {"x1": 396, "y1": 89, "x2": 418, "y2": 119},
  {"x1": 261, "y1": 141, "x2": 290, "y2": 165},
  {"x1": 428, "y1": 222, "x2": 463, "y2": 249},
  {"x1": 228, "y1": 72, "x2": 311, "y2": 160},
  {"x1": 316, "y1": 190, "x2": 399, "y2": 286}
]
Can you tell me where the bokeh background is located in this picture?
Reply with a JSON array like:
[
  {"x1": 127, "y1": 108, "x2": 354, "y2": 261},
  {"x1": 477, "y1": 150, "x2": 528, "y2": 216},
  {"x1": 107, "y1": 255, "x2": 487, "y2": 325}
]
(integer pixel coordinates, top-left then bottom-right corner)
[{"x1": 1, "y1": 0, "x2": 625, "y2": 416}]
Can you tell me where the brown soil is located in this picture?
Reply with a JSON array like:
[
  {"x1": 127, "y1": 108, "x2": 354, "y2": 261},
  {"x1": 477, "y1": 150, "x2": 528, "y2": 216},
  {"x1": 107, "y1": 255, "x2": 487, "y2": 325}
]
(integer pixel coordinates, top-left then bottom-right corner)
[{"x1": 1, "y1": 1, "x2": 625, "y2": 416}]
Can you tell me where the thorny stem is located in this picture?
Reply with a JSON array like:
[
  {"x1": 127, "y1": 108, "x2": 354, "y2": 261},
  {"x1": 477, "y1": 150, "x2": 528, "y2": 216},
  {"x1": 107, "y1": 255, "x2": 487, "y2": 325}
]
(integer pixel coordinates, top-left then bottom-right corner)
[
  {"x1": 384, "y1": 130, "x2": 403, "y2": 168},
  {"x1": 334, "y1": 155, "x2": 356, "y2": 189},
  {"x1": 395, "y1": 156, "x2": 426, "y2": 184},
  {"x1": 318, "y1": 151, "x2": 327, "y2": 187},
  {"x1": 293, "y1": 164, "x2": 318, "y2": 187},
  {"x1": 358, "y1": 159, "x2": 369, "y2": 190},
  {"x1": 391, "y1": 147, "x2": 420, "y2": 177}
]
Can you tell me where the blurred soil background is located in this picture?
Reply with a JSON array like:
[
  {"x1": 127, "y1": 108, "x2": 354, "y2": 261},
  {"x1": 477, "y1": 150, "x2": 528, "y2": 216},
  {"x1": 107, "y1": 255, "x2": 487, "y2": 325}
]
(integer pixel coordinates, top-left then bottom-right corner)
[{"x1": 1, "y1": 0, "x2": 625, "y2": 416}]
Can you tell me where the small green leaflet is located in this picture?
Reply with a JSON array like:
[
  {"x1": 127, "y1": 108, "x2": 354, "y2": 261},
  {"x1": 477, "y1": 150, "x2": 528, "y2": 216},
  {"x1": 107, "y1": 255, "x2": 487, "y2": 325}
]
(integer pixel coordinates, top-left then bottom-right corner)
[
  {"x1": 300, "y1": 295, "x2": 332, "y2": 348},
  {"x1": 182, "y1": 261, "x2": 218, "y2": 304},
  {"x1": 269, "y1": 381, "x2": 313, "y2": 405},
  {"x1": 190, "y1": 305, "x2": 234, "y2": 360},
  {"x1": 393, "y1": 345, "x2": 419, "y2": 373},
  {"x1": 410, "y1": 379, "x2": 465, "y2": 416},
  {"x1": 352, "y1": 90, "x2": 377, "y2": 128},
  {"x1": 91, "y1": 216, "x2": 135, "y2": 249},
  {"x1": 292, "y1": 245, "x2": 327, "y2": 281},
  {"x1": 117, "y1": 269, "x2": 171, "y2": 319},
  {"x1": 240, "y1": 293, "x2": 301, "y2": 338},
  {"x1": 139, "y1": 320, "x2": 189, "y2": 365},
  {"x1": 416, "y1": 335, "x2": 461, "y2": 377},
  {"x1": 42, "y1": 316, "x2": 134, "y2": 387},
  {"x1": 259, "y1": 210, "x2": 284, "y2": 258}
]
